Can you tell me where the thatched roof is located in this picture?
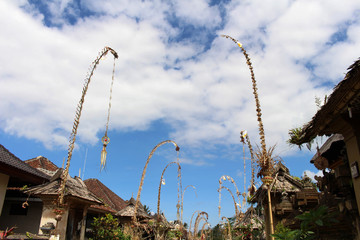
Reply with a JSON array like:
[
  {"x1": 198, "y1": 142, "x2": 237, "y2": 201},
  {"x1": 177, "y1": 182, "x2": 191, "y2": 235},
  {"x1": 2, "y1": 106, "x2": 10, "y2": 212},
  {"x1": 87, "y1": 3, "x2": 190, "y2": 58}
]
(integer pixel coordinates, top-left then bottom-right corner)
[
  {"x1": 310, "y1": 134, "x2": 345, "y2": 170},
  {"x1": 296, "y1": 58, "x2": 360, "y2": 144},
  {"x1": 235, "y1": 206, "x2": 263, "y2": 229},
  {"x1": 24, "y1": 168, "x2": 102, "y2": 205},
  {"x1": 251, "y1": 162, "x2": 303, "y2": 202},
  {"x1": 272, "y1": 163, "x2": 303, "y2": 191},
  {"x1": 115, "y1": 197, "x2": 151, "y2": 219}
]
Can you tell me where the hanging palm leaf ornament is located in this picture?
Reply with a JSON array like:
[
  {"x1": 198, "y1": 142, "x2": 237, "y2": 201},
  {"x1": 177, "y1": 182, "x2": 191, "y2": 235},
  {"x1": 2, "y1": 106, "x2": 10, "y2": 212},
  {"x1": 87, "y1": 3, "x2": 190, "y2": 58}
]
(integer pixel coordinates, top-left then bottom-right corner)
[{"x1": 100, "y1": 47, "x2": 117, "y2": 171}]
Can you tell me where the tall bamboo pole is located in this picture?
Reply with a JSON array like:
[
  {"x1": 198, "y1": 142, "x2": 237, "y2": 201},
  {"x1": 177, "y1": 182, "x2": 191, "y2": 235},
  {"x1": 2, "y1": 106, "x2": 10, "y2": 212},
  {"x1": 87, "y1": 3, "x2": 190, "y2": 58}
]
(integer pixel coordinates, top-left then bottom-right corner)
[
  {"x1": 222, "y1": 35, "x2": 274, "y2": 239},
  {"x1": 58, "y1": 46, "x2": 118, "y2": 206}
]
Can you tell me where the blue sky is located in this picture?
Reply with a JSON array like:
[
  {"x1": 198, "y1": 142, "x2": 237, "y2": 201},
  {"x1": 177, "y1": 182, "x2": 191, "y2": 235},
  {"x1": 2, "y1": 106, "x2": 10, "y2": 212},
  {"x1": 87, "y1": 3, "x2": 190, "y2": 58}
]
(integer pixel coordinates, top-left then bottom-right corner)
[{"x1": 1, "y1": 0, "x2": 360, "y2": 228}]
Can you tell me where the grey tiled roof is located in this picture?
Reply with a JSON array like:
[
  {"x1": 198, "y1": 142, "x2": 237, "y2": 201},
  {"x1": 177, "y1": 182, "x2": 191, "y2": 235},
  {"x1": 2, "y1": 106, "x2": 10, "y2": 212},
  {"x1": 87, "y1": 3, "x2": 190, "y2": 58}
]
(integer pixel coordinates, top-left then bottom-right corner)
[{"x1": 0, "y1": 144, "x2": 50, "y2": 180}]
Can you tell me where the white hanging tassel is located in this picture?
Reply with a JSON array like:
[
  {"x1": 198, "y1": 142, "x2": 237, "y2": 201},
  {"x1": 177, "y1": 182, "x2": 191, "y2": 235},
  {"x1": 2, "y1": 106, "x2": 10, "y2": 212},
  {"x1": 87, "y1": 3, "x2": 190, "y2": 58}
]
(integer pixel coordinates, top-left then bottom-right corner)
[
  {"x1": 100, "y1": 136, "x2": 110, "y2": 171},
  {"x1": 100, "y1": 50, "x2": 117, "y2": 171}
]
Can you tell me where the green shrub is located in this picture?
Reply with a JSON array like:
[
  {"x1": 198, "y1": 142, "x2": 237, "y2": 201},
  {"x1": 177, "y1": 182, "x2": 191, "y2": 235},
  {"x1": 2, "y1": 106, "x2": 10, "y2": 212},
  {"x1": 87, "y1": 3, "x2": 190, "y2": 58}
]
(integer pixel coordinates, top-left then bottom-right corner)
[
  {"x1": 90, "y1": 213, "x2": 131, "y2": 240},
  {"x1": 166, "y1": 230, "x2": 183, "y2": 239},
  {"x1": 272, "y1": 206, "x2": 338, "y2": 240},
  {"x1": 274, "y1": 222, "x2": 291, "y2": 235}
]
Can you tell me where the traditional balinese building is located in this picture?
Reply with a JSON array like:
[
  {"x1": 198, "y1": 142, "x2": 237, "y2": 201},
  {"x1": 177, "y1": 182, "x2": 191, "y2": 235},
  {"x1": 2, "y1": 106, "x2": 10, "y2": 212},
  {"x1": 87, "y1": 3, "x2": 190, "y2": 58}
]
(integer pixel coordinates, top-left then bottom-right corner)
[
  {"x1": 234, "y1": 206, "x2": 264, "y2": 239},
  {"x1": 0, "y1": 145, "x2": 50, "y2": 235},
  {"x1": 84, "y1": 178, "x2": 127, "y2": 237},
  {"x1": 290, "y1": 57, "x2": 360, "y2": 239},
  {"x1": 0, "y1": 145, "x2": 130, "y2": 240},
  {"x1": 84, "y1": 178, "x2": 127, "y2": 215},
  {"x1": 304, "y1": 133, "x2": 357, "y2": 239},
  {"x1": 250, "y1": 162, "x2": 319, "y2": 232},
  {"x1": 115, "y1": 197, "x2": 155, "y2": 240},
  {"x1": 116, "y1": 197, "x2": 151, "y2": 224},
  {"x1": 24, "y1": 169, "x2": 103, "y2": 240}
]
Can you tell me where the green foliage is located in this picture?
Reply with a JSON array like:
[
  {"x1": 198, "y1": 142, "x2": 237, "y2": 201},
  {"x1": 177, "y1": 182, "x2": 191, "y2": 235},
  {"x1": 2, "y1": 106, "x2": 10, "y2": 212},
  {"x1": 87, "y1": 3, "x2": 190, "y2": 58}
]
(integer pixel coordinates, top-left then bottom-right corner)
[
  {"x1": 166, "y1": 230, "x2": 176, "y2": 239},
  {"x1": 272, "y1": 206, "x2": 338, "y2": 240},
  {"x1": 211, "y1": 224, "x2": 226, "y2": 240},
  {"x1": 90, "y1": 213, "x2": 131, "y2": 240},
  {"x1": 234, "y1": 218, "x2": 264, "y2": 240},
  {"x1": 287, "y1": 127, "x2": 313, "y2": 150},
  {"x1": 291, "y1": 175, "x2": 317, "y2": 189},
  {"x1": 166, "y1": 230, "x2": 183, "y2": 239},
  {"x1": 228, "y1": 216, "x2": 236, "y2": 226},
  {"x1": 273, "y1": 222, "x2": 303, "y2": 240},
  {"x1": 292, "y1": 176, "x2": 301, "y2": 181},
  {"x1": 143, "y1": 204, "x2": 151, "y2": 215},
  {"x1": 296, "y1": 205, "x2": 338, "y2": 231},
  {"x1": 274, "y1": 222, "x2": 291, "y2": 235},
  {"x1": 272, "y1": 229, "x2": 314, "y2": 240}
]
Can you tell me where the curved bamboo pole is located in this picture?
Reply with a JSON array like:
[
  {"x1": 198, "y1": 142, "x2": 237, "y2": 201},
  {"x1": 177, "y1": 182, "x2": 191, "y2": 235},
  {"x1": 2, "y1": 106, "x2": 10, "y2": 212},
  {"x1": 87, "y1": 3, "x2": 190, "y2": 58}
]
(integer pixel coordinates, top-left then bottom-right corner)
[
  {"x1": 194, "y1": 216, "x2": 207, "y2": 239},
  {"x1": 181, "y1": 185, "x2": 197, "y2": 229},
  {"x1": 156, "y1": 161, "x2": 180, "y2": 220},
  {"x1": 194, "y1": 212, "x2": 208, "y2": 239},
  {"x1": 241, "y1": 131, "x2": 257, "y2": 196},
  {"x1": 189, "y1": 210, "x2": 201, "y2": 239},
  {"x1": 218, "y1": 186, "x2": 239, "y2": 219},
  {"x1": 133, "y1": 140, "x2": 180, "y2": 223},
  {"x1": 200, "y1": 222, "x2": 211, "y2": 239},
  {"x1": 221, "y1": 216, "x2": 232, "y2": 240},
  {"x1": 218, "y1": 175, "x2": 241, "y2": 218},
  {"x1": 58, "y1": 46, "x2": 118, "y2": 206}
]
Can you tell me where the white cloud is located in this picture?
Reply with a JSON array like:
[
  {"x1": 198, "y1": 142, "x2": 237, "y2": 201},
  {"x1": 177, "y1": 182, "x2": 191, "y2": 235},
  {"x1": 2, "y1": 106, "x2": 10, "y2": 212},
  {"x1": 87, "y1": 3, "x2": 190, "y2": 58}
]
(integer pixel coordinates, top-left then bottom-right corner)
[
  {"x1": 303, "y1": 170, "x2": 323, "y2": 182},
  {"x1": 172, "y1": 0, "x2": 222, "y2": 28},
  {"x1": 1, "y1": 0, "x2": 360, "y2": 160}
]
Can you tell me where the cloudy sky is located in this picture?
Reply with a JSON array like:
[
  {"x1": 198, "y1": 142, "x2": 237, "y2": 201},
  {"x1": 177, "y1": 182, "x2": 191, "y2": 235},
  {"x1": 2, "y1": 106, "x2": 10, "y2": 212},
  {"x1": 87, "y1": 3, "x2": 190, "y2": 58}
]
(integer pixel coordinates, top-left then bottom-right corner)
[{"x1": 1, "y1": 0, "x2": 360, "y2": 227}]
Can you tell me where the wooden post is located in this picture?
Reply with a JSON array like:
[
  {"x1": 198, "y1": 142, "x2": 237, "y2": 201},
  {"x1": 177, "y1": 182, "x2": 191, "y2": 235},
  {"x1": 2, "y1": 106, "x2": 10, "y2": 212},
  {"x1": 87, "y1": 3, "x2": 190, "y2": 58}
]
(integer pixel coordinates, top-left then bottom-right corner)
[
  {"x1": 80, "y1": 206, "x2": 88, "y2": 240},
  {"x1": 262, "y1": 175, "x2": 274, "y2": 240},
  {"x1": 267, "y1": 187, "x2": 274, "y2": 240}
]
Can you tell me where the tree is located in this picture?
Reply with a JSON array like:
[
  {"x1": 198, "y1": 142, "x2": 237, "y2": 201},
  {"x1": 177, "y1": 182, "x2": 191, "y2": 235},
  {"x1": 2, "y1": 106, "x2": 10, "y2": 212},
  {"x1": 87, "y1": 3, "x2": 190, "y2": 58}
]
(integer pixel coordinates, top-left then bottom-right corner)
[
  {"x1": 211, "y1": 224, "x2": 226, "y2": 240},
  {"x1": 143, "y1": 204, "x2": 152, "y2": 215}
]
